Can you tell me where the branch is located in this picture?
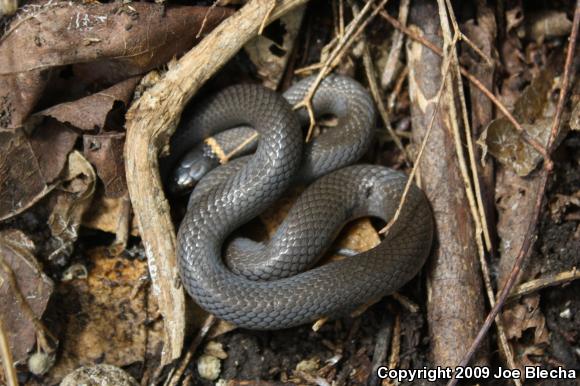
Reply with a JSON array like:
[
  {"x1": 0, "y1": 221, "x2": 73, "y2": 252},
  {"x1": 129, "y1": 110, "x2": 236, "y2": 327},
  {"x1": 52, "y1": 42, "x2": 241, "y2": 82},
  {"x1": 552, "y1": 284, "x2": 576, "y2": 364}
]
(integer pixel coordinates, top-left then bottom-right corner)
[{"x1": 124, "y1": 0, "x2": 309, "y2": 365}]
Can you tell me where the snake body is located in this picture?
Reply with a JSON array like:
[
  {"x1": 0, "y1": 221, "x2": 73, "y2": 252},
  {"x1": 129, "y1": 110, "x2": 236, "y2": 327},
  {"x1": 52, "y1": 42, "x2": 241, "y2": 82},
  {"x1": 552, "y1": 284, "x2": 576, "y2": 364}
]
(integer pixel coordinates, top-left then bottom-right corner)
[{"x1": 174, "y1": 75, "x2": 433, "y2": 329}]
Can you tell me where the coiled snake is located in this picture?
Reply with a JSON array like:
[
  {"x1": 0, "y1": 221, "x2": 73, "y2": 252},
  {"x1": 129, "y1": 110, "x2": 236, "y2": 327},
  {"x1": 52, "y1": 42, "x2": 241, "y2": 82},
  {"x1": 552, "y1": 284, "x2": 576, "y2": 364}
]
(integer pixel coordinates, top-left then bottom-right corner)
[{"x1": 169, "y1": 75, "x2": 433, "y2": 329}]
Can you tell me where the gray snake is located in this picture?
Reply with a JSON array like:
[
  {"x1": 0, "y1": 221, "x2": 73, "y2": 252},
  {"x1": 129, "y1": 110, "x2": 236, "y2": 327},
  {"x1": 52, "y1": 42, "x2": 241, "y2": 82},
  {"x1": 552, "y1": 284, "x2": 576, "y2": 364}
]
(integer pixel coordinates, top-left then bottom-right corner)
[{"x1": 171, "y1": 75, "x2": 433, "y2": 329}]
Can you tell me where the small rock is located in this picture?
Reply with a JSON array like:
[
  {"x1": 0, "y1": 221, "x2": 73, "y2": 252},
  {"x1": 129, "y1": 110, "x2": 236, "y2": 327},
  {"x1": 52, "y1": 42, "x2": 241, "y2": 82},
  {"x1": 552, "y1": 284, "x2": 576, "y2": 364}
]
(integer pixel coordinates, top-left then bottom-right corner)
[
  {"x1": 204, "y1": 341, "x2": 228, "y2": 359},
  {"x1": 197, "y1": 354, "x2": 221, "y2": 381},
  {"x1": 295, "y1": 357, "x2": 320, "y2": 373},
  {"x1": 559, "y1": 308, "x2": 572, "y2": 319},
  {"x1": 28, "y1": 351, "x2": 55, "y2": 376},
  {"x1": 60, "y1": 364, "x2": 138, "y2": 386}
]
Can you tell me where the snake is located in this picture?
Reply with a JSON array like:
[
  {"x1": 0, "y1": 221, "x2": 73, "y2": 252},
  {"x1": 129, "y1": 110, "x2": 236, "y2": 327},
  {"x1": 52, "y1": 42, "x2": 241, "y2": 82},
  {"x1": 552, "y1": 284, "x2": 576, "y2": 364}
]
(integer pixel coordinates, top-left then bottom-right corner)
[{"x1": 170, "y1": 75, "x2": 434, "y2": 330}]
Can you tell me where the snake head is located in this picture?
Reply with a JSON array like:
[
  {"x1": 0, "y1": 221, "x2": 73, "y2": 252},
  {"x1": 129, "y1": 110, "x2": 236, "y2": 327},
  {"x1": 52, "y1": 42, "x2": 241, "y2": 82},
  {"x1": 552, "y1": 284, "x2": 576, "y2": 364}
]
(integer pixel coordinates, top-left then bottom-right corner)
[{"x1": 169, "y1": 146, "x2": 218, "y2": 195}]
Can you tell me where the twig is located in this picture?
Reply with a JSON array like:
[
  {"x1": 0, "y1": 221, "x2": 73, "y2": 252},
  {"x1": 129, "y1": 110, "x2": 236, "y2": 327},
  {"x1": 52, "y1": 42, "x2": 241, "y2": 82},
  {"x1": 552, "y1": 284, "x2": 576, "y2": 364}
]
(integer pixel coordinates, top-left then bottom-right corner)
[
  {"x1": 447, "y1": 2, "x2": 580, "y2": 382},
  {"x1": 388, "y1": 314, "x2": 401, "y2": 369},
  {"x1": 197, "y1": 2, "x2": 220, "y2": 39},
  {"x1": 294, "y1": 370, "x2": 331, "y2": 386},
  {"x1": 165, "y1": 315, "x2": 216, "y2": 386},
  {"x1": 294, "y1": 0, "x2": 388, "y2": 142},
  {"x1": 437, "y1": 0, "x2": 517, "y2": 380},
  {"x1": 459, "y1": 32, "x2": 494, "y2": 67},
  {"x1": 338, "y1": 0, "x2": 345, "y2": 38},
  {"x1": 223, "y1": 132, "x2": 260, "y2": 162},
  {"x1": 0, "y1": 316, "x2": 18, "y2": 386},
  {"x1": 362, "y1": 45, "x2": 408, "y2": 161},
  {"x1": 380, "y1": 40, "x2": 458, "y2": 235},
  {"x1": 548, "y1": 7, "x2": 579, "y2": 153},
  {"x1": 387, "y1": 66, "x2": 408, "y2": 112},
  {"x1": 258, "y1": 1, "x2": 276, "y2": 35},
  {"x1": 380, "y1": 0, "x2": 410, "y2": 89},
  {"x1": 124, "y1": 0, "x2": 308, "y2": 366},
  {"x1": 508, "y1": 268, "x2": 580, "y2": 300},
  {"x1": 369, "y1": 315, "x2": 393, "y2": 386},
  {"x1": 356, "y1": 4, "x2": 408, "y2": 160},
  {"x1": 379, "y1": 9, "x2": 551, "y2": 166},
  {"x1": 391, "y1": 292, "x2": 420, "y2": 313}
]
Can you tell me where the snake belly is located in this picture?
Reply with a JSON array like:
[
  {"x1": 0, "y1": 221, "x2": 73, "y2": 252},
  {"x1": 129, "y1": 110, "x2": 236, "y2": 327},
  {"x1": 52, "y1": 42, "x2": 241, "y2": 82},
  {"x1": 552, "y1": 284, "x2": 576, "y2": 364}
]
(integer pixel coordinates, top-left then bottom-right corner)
[{"x1": 175, "y1": 76, "x2": 434, "y2": 330}]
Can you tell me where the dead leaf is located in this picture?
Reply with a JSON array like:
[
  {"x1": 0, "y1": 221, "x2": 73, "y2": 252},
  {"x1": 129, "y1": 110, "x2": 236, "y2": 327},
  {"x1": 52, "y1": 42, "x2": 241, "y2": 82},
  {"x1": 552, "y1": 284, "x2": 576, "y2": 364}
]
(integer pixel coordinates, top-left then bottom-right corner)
[
  {"x1": 482, "y1": 69, "x2": 558, "y2": 176},
  {"x1": 0, "y1": 130, "x2": 53, "y2": 221},
  {"x1": 503, "y1": 296, "x2": 549, "y2": 344},
  {"x1": 525, "y1": 10, "x2": 573, "y2": 43},
  {"x1": 82, "y1": 194, "x2": 129, "y2": 235},
  {"x1": 244, "y1": 5, "x2": 305, "y2": 89},
  {"x1": 0, "y1": 230, "x2": 54, "y2": 363},
  {"x1": 502, "y1": 295, "x2": 549, "y2": 371},
  {"x1": 0, "y1": 2, "x2": 232, "y2": 129},
  {"x1": 29, "y1": 119, "x2": 79, "y2": 183},
  {"x1": 39, "y1": 77, "x2": 140, "y2": 132},
  {"x1": 0, "y1": 118, "x2": 80, "y2": 221},
  {"x1": 83, "y1": 132, "x2": 127, "y2": 198},
  {"x1": 548, "y1": 191, "x2": 580, "y2": 222},
  {"x1": 82, "y1": 191, "x2": 132, "y2": 256},
  {"x1": 506, "y1": 6, "x2": 524, "y2": 35},
  {"x1": 47, "y1": 151, "x2": 96, "y2": 262}
]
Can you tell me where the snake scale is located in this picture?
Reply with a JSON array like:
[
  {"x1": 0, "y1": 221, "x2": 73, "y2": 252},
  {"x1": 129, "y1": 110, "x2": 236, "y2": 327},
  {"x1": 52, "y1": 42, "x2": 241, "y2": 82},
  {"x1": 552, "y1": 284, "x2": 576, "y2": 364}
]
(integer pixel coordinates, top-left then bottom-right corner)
[{"x1": 170, "y1": 75, "x2": 434, "y2": 329}]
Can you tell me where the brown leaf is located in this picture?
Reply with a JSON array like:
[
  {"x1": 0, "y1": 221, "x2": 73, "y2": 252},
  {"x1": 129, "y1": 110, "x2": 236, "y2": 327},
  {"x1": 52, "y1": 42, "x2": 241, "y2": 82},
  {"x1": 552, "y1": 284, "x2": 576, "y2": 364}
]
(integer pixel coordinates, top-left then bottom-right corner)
[
  {"x1": 0, "y1": 119, "x2": 78, "y2": 221},
  {"x1": 502, "y1": 295, "x2": 549, "y2": 370},
  {"x1": 0, "y1": 2, "x2": 233, "y2": 129},
  {"x1": 0, "y1": 130, "x2": 52, "y2": 220},
  {"x1": 83, "y1": 132, "x2": 127, "y2": 197},
  {"x1": 29, "y1": 119, "x2": 79, "y2": 183},
  {"x1": 503, "y1": 295, "x2": 549, "y2": 344},
  {"x1": 482, "y1": 69, "x2": 557, "y2": 176},
  {"x1": 82, "y1": 194, "x2": 129, "y2": 235},
  {"x1": 39, "y1": 77, "x2": 140, "y2": 132},
  {"x1": 525, "y1": 10, "x2": 573, "y2": 43},
  {"x1": 548, "y1": 191, "x2": 580, "y2": 222},
  {"x1": 506, "y1": 6, "x2": 524, "y2": 34},
  {"x1": 81, "y1": 192, "x2": 132, "y2": 256},
  {"x1": 244, "y1": 5, "x2": 305, "y2": 89},
  {"x1": 0, "y1": 230, "x2": 54, "y2": 363},
  {"x1": 47, "y1": 151, "x2": 96, "y2": 261}
]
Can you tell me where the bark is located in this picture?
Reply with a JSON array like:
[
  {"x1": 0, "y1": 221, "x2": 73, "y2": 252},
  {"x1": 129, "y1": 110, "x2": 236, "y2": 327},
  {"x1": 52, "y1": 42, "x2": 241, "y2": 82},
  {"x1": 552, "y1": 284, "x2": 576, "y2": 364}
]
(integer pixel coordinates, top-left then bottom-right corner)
[{"x1": 406, "y1": 0, "x2": 487, "y2": 367}]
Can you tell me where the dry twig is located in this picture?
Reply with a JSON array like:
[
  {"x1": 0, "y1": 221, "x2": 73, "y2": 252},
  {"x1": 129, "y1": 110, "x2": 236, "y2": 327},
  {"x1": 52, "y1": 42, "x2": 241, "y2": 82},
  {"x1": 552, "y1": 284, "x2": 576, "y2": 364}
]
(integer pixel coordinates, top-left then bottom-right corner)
[
  {"x1": 508, "y1": 268, "x2": 580, "y2": 300},
  {"x1": 294, "y1": 0, "x2": 388, "y2": 142},
  {"x1": 362, "y1": 42, "x2": 408, "y2": 160},
  {"x1": 0, "y1": 316, "x2": 18, "y2": 386},
  {"x1": 348, "y1": 1, "x2": 408, "y2": 160},
  {"x1": 380, "y1": 0, "x2": 410, "y2": 89},
  {"x1": 124, "y1": 0, "x2": 308, "y2": 366}
]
